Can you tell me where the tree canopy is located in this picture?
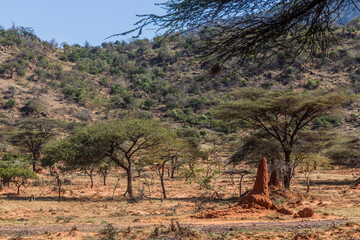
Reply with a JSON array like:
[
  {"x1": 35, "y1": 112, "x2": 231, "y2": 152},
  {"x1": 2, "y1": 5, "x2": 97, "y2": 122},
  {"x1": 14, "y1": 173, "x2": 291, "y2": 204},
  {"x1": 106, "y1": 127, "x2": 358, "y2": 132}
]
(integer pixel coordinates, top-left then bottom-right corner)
[
  {"x1": 215, "y1": 88, "x2": 350, "y2": 189},
  {"x1": 115, "y1": 0, "x2": 358, "y2": 67},
  {"x1": 43, "y1": 118, "x2": 174, "y2": 200}
]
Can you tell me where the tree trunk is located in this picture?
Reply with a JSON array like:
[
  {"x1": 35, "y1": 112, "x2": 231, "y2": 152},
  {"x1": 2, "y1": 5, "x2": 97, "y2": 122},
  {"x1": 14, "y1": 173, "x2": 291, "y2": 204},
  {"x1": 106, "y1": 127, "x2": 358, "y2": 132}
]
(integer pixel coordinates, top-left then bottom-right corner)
[
  {"x1": 57, "y1": 178, "x2": 62, "y2": 201},
  {"x1": 32, "y1": 162, "x2": 37, "y2": 172},
  {"x1": 239, "y1": 175, "x2": 244, "y2": 196},
  {"x1": 306, "y1": 176, "x2": 310, "y2": 193},
  {"x1": 17, "y1": 185, "x2": 21, "y2": 195},
  {"x1": 126, "y1": 167, "x2": 135, "y2": 200},
  {"x1": 99, "y1": 169, "x2": 108, "y2": 186},
  {"x1": 159, "y1": 163, "x2": 167, "y2": 199},
  {"x1": 89, "y1": 170, "x2": 94, "y2": 188},
  {"x1": 103, "y1": 171, "x2": 107, "y2": 186},
  {"x1": 171, "y1": 166, "x2": 176, "y2": 178},
  {"x1": 32, "y1": 153, "x2": 39, "y2": 172},
  {"x1": 283, "y1": 151, "x2": 292, "y2": 190}
]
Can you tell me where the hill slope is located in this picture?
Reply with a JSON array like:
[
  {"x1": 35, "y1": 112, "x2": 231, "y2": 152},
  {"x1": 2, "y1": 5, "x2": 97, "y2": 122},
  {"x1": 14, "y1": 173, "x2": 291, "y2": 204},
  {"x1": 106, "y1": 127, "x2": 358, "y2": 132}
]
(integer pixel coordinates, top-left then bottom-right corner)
[{"x1": 1, "y1": 24, "x2": 360, "y2": 136}]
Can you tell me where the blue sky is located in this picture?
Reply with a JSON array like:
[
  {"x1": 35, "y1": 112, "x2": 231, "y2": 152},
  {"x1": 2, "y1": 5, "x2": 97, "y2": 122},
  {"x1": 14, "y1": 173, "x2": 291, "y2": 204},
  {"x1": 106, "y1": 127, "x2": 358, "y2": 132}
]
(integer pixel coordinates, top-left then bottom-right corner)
[{"x1": 0, "y1": 0, "x2": 166, "y2": 46}]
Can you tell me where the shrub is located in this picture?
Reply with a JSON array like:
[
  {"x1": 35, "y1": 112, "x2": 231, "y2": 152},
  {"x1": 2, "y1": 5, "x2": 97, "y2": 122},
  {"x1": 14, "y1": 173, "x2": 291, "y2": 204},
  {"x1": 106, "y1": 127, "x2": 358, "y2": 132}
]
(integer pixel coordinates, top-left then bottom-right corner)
[
  {"x1": 285, "y1": 66, "x2": 295, "y2": 74},
  {"x1": 188, "y1": 97, "x2": 204, "y2": 111},
  {"x1": 3, "y1": 99, "x2": 16, "y2": 109},
  {"x1": 22, "y1": 100, "x2": 44, "y2": 115},
  {"x1": 0, "y1": 163, "x2": 38, "y2": 194},
  {"x1": 313, "y1": 116, "x2": 341, "y2": 129},
  {"x1": 261, "y1": 81, "x2": 274, "y2": 89},
  {"x1": 142, "y1": 99, "x2": 156, "y2": 110},
  {"x1": 97, "y1": 224, "x2": 118, "y2": 240},
  {"x1": 304, "y1": 79, "x2": 320, "y2": 90},
  {"x1": 164, "y1": 94, "x2": 180, "y2": 109}
]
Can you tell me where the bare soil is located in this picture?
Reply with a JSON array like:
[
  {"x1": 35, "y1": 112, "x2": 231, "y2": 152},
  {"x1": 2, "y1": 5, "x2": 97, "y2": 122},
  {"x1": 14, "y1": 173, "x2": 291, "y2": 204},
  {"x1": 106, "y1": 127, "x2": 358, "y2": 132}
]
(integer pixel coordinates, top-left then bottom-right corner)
[
  {"x1": 0, "y1": 167, "x2": 359, "y2": 239},
  {"x1": 0, "y1": 218, "x2": 354, "y2": 237}
]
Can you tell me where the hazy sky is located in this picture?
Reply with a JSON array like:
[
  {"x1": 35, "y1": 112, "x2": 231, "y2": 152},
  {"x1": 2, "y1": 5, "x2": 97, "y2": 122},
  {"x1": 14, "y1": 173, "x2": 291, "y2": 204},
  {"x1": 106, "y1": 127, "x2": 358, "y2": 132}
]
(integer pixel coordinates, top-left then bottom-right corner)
[{"x1": 0, "y1": 0, "x2": 166, "y2": 46}]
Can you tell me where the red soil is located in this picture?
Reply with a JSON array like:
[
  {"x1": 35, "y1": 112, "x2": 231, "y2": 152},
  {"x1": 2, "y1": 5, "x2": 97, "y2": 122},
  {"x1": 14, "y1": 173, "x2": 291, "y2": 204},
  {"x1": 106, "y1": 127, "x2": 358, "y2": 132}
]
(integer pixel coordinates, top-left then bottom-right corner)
[{"x1": 295, "y1": 208, "x2": 315, "y2": 218}]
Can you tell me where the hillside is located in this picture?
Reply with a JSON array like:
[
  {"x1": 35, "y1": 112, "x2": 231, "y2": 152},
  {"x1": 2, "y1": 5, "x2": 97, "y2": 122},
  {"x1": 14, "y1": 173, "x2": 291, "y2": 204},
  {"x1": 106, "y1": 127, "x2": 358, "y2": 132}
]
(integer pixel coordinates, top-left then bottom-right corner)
[{"x1": 1, "y1": 23, "x2": 360, "y2": 138}]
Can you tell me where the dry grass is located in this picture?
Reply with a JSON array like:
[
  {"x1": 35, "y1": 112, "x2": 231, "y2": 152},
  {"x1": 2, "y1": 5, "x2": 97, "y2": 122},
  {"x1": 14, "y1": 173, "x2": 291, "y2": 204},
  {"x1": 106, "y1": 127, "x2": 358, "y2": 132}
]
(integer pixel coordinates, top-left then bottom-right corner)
[{"x1": 0, "y1": 167, "x2": 359, "y2": 239}]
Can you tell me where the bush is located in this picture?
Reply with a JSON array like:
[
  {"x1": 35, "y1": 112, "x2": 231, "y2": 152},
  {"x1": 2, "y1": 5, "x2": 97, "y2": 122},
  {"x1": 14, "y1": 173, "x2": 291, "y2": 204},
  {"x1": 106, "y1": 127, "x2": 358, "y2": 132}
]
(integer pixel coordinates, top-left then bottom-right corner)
[
  {"x1": 188, "y1": 97, "x2": 204, "y2": 111},
  {"x1": 313, "y1": 116, "x2": 341, "y2": 129},
  {"x1": 142, "y1": 99, "x2": 156, "y2": 110},
  {"x1": 285, "y1": 66, "x2": 295, "y2": 74},
  {"x1": 164, "y1": 94, "x2": 180, "y2": 109},
  {"x1": 22, "y1": 100, "x2": 44, "y2": 115},
  {"x1": 3, "y1": 99, "x2": 16, "y2": 109},
  {"x1": 347, "y1": 17, "x2": 360, "y2": 32},
  {"x1": 97, "y1": 224, "x2": 118, "y2": 240},
  {"x1": 304, "y1": 79, "x2": 320, "y2": 90},
  {"x1": 0, "y1": 163, "x2": 38, "y2": 193}
]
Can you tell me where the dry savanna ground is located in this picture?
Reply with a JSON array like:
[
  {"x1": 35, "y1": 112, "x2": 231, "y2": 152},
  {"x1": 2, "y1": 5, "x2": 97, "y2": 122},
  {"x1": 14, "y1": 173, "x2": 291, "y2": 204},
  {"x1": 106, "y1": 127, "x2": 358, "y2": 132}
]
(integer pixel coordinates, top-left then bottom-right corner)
[{"x1": 0, "y1": 166, "x2": 359, "y2": 240}]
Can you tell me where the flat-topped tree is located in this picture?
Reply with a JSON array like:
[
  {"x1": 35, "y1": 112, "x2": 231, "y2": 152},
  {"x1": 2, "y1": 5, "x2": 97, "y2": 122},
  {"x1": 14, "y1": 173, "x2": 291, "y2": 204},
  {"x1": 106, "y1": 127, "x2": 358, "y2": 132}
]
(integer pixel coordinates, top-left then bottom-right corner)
[
  {"x1": 9, "y1": 118, "x2": 59, "y2": 172},
  {"x1": 215, "y1": 88, "x2": 350, "y2": 190},
  {"x1": 55, "y1": 118, "x2": 173, "y2": 201},
  {"x1": 103, "y1": 119, "x2": 172, "y2": 200}
]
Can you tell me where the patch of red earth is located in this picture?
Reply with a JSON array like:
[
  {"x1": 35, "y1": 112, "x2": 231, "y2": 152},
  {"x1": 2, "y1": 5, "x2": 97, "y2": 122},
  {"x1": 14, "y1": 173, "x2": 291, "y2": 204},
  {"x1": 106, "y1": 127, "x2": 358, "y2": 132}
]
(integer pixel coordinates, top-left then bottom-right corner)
[{"x1": 294, "y1": 207, "x2": 315, "y2": 218}]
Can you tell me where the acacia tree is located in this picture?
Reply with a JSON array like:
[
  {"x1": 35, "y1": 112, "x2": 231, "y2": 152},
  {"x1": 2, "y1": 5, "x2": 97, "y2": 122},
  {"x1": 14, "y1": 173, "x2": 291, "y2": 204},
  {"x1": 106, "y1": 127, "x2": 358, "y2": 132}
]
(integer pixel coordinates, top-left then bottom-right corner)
[
  {"x1": 216, "y1": 88, "x2": 349, "y2": 190},
  {"x1": 44, "y1": 125, "x2": 109, "y2": 189},
  {"x1": 9, "y1": 118, "x2": 59, "y2": 172},
  {"x1": 103, "y1": 119, "x2": 172, "y2": 200},
  {"x1": 10, "y1": 168, "x2": 38, "y2": 195},
  {"x1": 58, "y1": 118, "x2": 172, "y2": 201},
  {"x1": 148, "y1": 137, "x2": 192, "y2": 199},
  {"x1": 97, "y1": 159, "x2": 113, "y2": 186},
  {"x1": 0, "y1": 160, "x2": 38, "y2": 194},
  {"x1": 115, "y1": 0, "x2": 357, "y2": 67}
]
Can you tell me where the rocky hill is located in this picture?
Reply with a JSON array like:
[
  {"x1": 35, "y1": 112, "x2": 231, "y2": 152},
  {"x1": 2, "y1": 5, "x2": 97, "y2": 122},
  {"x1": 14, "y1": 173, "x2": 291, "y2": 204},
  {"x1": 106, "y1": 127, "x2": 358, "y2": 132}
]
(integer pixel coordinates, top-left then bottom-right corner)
[{"x1": 1, "y1": 22, "x2": 360, "y2": 137}]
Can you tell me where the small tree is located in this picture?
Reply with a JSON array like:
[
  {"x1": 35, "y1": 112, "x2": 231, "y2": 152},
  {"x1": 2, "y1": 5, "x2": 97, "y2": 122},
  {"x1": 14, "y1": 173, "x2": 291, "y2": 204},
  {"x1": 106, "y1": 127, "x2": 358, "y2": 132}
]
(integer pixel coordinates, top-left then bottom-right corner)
[
  {"x1": 42, "y1": 140, "x2": 76, "y2": 200},
  {"x1": 97, "y1": 159, "x2": 113, "y2": 186},
  {"x1": 0, "y1": 161, "x2": 38, "y2": 194},
  {"x1": 103, "y1": 119, "x2": 172, "y2": 200},
  {"x1": 148, "y1": 137, "x2": 191, "y2": 199},
  {"x1": 10, "y1": 168, "x2": 38, "y2": 195},
  {"x1": 9, "y1": 118, "x2": 59, "y2": 172},
  {"x1": 53, "y1": 118, "x2": 173, "y2": 201},
  {"x1": 224, "y1": 169, "x2": 251, "y2": 196},
  {"x1": 299, "y1": 154, "x2": 331, "y2": 193},
  {"x1": 216, "y1": 88, "x2": 349, "y2": 190}
]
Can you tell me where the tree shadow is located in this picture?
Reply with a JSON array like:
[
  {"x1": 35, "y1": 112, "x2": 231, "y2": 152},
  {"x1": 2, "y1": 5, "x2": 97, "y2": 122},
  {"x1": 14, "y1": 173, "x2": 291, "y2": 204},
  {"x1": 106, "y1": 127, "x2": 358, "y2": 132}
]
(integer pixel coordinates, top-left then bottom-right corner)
[{"x1": 307, "y1": 179, "x2": 355, "y2": 186}]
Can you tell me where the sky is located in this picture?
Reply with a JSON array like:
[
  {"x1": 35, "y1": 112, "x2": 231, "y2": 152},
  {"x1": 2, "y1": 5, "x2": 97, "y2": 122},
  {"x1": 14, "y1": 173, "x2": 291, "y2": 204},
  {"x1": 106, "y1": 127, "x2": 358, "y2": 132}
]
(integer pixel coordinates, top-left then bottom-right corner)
[{"x1": 0, "y1": 0, "x2": 167, "y2": 46}]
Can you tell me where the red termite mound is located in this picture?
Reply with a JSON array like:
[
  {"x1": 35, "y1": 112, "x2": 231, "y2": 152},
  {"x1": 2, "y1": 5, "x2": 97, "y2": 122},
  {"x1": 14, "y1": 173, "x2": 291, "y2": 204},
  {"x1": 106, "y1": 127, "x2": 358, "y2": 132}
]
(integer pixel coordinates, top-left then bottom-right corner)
[
  {"x1": 269, "y1": 170, "x2": 282, "y2": 190},
  {"x1": 239, "y1": 157, "x2": 278, "y2": 210},
  {"x1": 194, "y1": 158, "x2": 295, "y2": 219}
]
